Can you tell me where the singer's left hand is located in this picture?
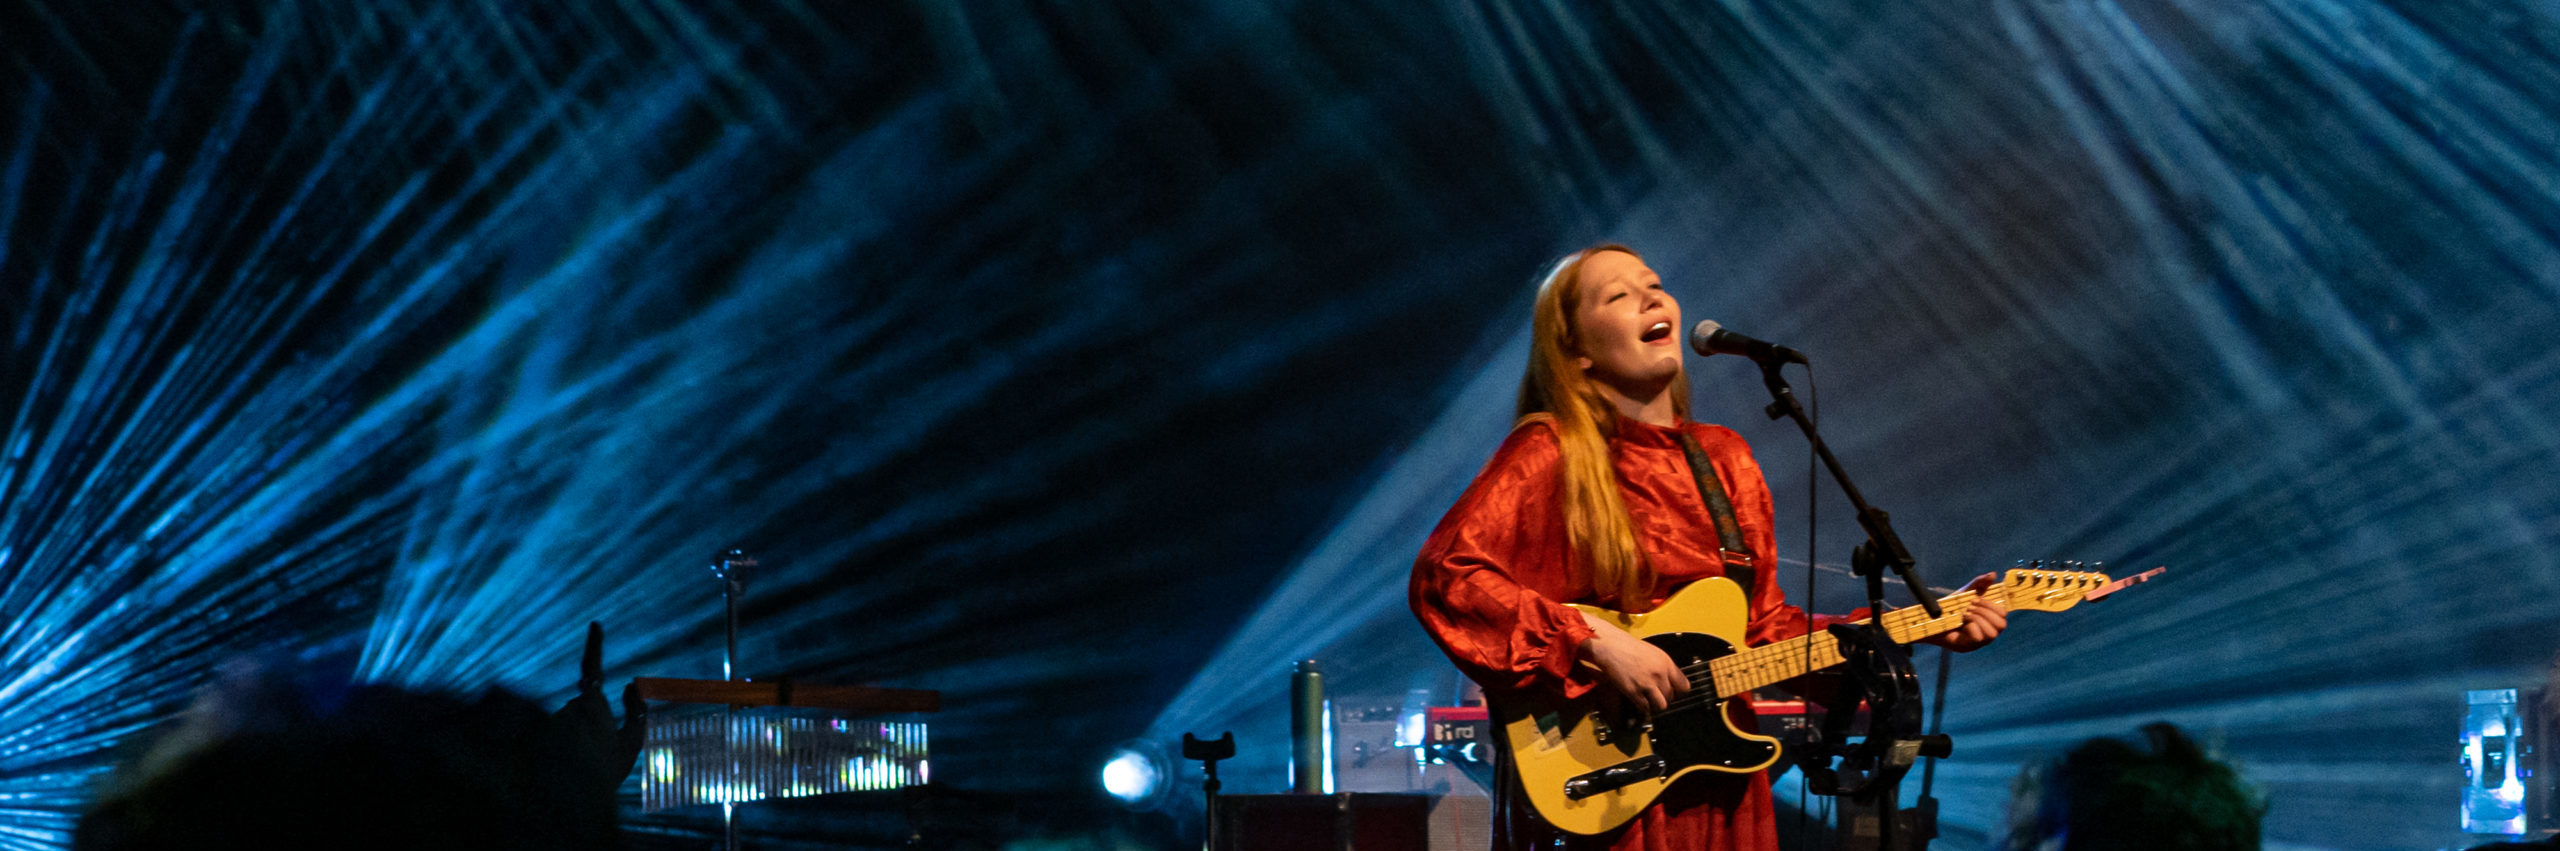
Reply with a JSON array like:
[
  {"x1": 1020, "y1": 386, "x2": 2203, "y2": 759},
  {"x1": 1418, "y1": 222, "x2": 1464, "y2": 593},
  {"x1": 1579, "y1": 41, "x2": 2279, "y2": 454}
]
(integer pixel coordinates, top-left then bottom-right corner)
[{"x1": 1920, "y1": 573, "x2": 2007, "y2": 653}]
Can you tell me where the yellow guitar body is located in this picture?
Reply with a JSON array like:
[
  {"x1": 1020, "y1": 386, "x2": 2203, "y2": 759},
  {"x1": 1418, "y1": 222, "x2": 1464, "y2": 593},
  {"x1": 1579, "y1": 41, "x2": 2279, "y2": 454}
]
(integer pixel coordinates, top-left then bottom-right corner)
[
  {"x1": 1491, "y1": 564, "x2": 2155, "y2": 836},
  {"x1": 1497, "y1": 577, "x2": 1780, "y2": 835}
]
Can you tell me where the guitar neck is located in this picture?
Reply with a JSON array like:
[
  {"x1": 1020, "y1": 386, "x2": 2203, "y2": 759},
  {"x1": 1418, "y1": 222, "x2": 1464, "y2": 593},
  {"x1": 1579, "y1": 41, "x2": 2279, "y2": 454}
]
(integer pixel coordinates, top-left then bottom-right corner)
[{"x1": 1707, "y1": 588, "x2": 1986, "y2": 698}]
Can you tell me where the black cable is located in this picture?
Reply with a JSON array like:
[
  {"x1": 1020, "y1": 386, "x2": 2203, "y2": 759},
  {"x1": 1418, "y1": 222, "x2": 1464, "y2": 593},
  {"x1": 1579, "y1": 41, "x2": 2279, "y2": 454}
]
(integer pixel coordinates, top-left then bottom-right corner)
[
  {"x1": 1921, "y1": 643, "x2": 1950, "y2": 799},
  {"x1": 1795, "y1": 361, "x2": 1819, "y2": 845}
]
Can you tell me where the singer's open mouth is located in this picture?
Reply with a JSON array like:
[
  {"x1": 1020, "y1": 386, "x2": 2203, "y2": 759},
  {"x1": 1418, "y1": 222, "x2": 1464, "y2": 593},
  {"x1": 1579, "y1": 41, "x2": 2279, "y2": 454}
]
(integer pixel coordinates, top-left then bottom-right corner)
[{"x1": 1641, "y1": 321, "x2": 1673, "y2": 343}]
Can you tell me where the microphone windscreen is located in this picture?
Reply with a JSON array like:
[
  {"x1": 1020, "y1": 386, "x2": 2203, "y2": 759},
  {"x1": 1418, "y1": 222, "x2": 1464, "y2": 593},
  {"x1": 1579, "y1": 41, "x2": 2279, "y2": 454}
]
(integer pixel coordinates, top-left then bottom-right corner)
[{"x1": 1688, "y1": 320, "x2": 1725, "y2": 356}]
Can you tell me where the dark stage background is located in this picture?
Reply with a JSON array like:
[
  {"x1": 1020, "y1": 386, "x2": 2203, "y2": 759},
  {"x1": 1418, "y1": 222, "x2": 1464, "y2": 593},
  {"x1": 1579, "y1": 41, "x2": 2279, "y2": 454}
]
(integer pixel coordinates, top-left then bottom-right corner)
[{"x1": 4, "y1": 1, "x2": 2558, "y2": 849}]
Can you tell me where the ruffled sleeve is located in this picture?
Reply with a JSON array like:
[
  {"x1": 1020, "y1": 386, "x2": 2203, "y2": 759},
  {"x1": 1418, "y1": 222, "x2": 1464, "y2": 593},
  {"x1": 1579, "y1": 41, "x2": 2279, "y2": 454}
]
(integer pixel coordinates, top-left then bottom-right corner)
[{"x1": 1408, "y1": 422, "x2": 1603, "y2": 699}]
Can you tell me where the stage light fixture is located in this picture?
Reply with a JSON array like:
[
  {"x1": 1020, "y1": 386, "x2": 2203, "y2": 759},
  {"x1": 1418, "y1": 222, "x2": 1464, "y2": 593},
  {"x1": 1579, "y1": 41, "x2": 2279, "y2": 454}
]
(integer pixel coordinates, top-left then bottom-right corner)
[{"x1": 1102, "y1": 741, "x2": 1169, "y2": 808}]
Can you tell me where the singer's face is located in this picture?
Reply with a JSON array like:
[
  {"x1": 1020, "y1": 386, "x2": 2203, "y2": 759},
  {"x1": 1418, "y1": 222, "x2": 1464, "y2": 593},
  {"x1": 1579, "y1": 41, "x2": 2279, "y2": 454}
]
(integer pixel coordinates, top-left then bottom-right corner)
[{"x1": 1570, "y1": 249, "x2": 1683, "y2": 394}]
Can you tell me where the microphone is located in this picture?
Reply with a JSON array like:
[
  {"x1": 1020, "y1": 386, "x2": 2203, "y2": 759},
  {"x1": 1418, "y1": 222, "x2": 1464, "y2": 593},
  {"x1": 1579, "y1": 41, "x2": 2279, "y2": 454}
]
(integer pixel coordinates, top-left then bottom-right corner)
[{"x1": 1688, "y1": 320, "x2": 1808, "y2": 365}]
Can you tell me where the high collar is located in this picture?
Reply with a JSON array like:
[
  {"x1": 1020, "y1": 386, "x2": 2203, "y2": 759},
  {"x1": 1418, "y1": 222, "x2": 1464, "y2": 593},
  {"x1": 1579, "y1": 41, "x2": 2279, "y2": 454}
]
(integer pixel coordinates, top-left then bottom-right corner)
[{"x1": 1613, "y1": 414, "x2": 1690, "y2": 450}]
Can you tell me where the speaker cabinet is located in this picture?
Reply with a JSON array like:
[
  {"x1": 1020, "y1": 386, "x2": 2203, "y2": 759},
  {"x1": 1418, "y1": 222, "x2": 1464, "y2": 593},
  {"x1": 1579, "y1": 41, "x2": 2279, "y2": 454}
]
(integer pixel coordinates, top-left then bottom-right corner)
[{"x1": 1213, "y1": 793, "x2": 1431, "y2": 851}]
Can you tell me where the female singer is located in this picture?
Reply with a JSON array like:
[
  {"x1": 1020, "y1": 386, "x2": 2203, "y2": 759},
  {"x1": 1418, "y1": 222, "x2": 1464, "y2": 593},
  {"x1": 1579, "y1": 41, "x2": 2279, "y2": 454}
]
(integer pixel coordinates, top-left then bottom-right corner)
[{"x1": 1409, "y1": 244, "x2": 2006, "y2": 850}]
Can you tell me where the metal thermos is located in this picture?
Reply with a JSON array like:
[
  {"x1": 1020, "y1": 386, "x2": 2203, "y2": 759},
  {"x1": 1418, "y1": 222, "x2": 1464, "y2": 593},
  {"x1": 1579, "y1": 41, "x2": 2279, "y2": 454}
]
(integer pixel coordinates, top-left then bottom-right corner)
[{"x1": 1289, "y1": 659, "x2": 1326, "y2": 793}]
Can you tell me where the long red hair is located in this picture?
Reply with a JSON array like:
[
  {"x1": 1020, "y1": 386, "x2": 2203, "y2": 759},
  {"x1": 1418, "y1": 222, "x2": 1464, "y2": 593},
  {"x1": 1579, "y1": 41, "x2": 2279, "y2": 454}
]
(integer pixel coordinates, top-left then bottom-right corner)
[{"x1": 1515, "y1": 244, "x2": 1689, "y2": 608}]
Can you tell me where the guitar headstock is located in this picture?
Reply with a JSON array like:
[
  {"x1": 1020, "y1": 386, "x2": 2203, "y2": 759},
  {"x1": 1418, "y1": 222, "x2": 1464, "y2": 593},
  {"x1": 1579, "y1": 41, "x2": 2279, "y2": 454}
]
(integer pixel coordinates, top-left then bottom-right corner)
[{"x1": 1997, "y1": 560, "x2": 2163, "y2": 613}]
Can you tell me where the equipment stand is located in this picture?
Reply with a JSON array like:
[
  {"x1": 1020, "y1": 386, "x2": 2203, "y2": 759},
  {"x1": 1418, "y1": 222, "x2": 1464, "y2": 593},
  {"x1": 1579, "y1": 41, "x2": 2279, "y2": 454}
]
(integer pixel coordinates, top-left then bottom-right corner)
[
  {"x1": 1184, "y1": 733, "x2": 1235, "y2": 851},
  {"x1": 712, "y1": 548, "x2": 757, "y2": 851},
  {"x1": 1753, "y1": 359, "x2": 1938, "y2": 620},
  {"x1": 1748, "y1": 358, "x2": 1950, "y2": 850}
]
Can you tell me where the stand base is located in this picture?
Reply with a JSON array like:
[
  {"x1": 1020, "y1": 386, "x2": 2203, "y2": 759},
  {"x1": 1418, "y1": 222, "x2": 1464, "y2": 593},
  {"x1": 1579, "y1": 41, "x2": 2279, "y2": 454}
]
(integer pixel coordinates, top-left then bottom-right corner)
[{"x1": 1832, "y1": 796, "x2": 1934, "y2": 851}]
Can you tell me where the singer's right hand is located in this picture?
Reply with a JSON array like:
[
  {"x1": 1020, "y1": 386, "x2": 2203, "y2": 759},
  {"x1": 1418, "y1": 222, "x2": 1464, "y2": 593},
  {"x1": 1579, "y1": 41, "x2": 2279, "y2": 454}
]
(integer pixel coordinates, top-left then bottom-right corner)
[{"x1": 1577, "y1": 615, "x2": 1689, "y2": 713}]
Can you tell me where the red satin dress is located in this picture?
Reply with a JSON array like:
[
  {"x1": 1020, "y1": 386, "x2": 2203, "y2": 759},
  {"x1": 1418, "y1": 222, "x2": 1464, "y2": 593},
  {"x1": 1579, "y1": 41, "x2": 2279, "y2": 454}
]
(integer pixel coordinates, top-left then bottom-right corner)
[{"x1": 1410, "y1": 416, "x2": 1830, "y2": 851}]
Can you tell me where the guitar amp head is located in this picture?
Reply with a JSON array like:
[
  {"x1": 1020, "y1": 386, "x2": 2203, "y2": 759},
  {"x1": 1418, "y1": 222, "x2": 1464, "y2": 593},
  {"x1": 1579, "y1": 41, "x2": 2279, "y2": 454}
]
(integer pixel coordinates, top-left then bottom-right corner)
[{"x1": 1333, "y1": 698, "x2": 1416, "y2": 793}]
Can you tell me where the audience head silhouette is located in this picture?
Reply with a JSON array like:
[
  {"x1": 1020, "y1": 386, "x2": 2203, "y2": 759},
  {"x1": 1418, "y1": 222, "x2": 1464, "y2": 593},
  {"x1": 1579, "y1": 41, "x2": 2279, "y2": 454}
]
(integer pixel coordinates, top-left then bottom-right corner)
[
  {"x1": 2002, "y1": 722, "x2": 2264, "y2": 851},
  {"x1": 76, "y1": 662, "x2": 624, "y2": 851}
]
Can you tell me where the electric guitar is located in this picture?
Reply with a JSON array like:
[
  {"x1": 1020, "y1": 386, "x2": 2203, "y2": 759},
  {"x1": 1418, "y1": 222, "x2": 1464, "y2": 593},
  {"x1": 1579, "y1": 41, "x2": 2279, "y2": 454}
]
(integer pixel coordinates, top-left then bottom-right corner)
[{"x1": 1501, "y1": 564, "x2": 2162, "y2": 835}]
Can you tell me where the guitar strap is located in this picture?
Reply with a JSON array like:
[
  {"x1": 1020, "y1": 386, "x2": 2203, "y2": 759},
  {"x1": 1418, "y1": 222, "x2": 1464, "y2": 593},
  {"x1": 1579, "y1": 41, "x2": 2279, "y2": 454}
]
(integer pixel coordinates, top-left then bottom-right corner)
[{"x1": 1675, "y1": 431, "x2": 1756, "y2": 599}]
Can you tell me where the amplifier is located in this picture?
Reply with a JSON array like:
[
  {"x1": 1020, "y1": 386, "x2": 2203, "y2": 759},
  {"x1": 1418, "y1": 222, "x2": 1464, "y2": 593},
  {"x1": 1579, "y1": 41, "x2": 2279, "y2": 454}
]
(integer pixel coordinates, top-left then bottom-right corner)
[
  {"x1": 1424, "y1": 706, "x2": 1488, "y2": 748},
  {"x1": 1214, "y1": 793, "x2": 1431, "y2": 851},
  {"x1": 1334, "y1": 700, "x2": 1413, "y2": 793}
]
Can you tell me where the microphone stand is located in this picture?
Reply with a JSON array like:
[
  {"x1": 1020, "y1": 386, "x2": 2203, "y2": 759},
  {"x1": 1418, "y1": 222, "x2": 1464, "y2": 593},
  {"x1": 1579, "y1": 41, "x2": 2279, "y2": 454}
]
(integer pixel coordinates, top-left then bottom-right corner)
[
  {"x1": 1751, "y1": 358, "x2": 1937, "y2": 621},
  {"x1": 1749, "y1": 356, "x2": 1943, "y2": 851}
]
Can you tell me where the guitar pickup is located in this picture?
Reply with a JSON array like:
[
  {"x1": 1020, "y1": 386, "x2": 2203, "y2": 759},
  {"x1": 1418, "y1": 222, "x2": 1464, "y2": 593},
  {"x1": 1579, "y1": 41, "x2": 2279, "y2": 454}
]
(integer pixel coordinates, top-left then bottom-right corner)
[{"x1": 1562, "y1": 755, "x2": 1668, "y2": 800}]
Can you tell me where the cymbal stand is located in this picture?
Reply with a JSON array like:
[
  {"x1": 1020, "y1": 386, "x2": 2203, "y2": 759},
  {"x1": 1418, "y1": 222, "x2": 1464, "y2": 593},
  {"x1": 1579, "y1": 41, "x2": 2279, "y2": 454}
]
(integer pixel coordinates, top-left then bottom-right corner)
[{"x1": 711, "y1": 548, "x2": 757, "y2": 851}]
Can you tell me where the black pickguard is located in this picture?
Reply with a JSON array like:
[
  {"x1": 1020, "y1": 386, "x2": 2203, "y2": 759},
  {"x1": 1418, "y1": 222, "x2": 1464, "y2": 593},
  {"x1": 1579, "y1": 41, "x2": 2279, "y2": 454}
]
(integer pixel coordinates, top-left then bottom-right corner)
[{"x1": 1619, "y1": 632, "x2": 1778, "y2": 772}]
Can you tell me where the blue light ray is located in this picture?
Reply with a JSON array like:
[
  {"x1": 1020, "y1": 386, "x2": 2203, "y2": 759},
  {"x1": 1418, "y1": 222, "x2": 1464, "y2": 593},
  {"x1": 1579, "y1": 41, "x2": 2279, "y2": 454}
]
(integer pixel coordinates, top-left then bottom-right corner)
[
  {"x1": 1143, "y1": 325, "x2": 1526, "y2": 748},
  {"x1": 0, "y1": 2, "x2": 912, "y2": 841},
  {"x1": 1134, "y1": 2, "x2": 2560, "y2": 849},
  {"x1": 7, "y1": 2, "x2": 2560, "y2": 850}
]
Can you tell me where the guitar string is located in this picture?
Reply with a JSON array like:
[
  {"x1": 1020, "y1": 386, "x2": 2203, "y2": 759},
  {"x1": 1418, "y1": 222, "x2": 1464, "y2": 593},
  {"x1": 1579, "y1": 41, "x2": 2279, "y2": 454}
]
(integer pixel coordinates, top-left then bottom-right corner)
[
  {"x1": 1594, "y1": 576, "x2": 2104, "y2": 755},
  {"x1": 1647, "y1": 584, "x2": 2030, "y2": 717},
  {"x1": 1656, "y1": 615, "x2": 1953, "y2": 716},
  {"x1": 1646, "y1": 576, "x2": 2096, "y2": 717}
]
